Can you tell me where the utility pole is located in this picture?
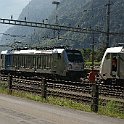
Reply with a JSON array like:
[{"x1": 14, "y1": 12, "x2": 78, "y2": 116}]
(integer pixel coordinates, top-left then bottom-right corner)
[
  {"x1": 92, "y1": 33, "x2": 95, "y2": 70},
  {"x1": 52, "y1": 1, "x2": 60, "y2": 24},
  {"x1": 91, "y1": 0, "x2": 95, "y2": 70},
  {"x1": 105, "y1": 0, "x2": 111, "y2": 48},
  {"x1": 52, "y1": 1, "x2": 60, "y2": 39}
]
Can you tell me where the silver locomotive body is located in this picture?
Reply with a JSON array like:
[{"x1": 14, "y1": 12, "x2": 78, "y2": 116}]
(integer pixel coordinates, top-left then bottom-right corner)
[{"x1": 0, "y1": 48, "x2": 84, "y2": 79}]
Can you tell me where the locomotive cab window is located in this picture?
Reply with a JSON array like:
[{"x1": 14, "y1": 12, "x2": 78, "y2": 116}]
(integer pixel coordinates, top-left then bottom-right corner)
[
  {"x1": 66, "y1": 50, "x2": 83, "y2": 62},
  {"x1": 105, "y1": 53, "x2": 110, "y2": 60}
]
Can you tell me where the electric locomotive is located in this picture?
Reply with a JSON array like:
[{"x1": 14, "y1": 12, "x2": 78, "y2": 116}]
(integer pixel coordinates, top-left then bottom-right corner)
[
  {"x1": 100, "y1": 45, "x2": 124, "y2": 84},
  {"x1": 0, "y1": 47, "x2": 85, "y2": 80}
]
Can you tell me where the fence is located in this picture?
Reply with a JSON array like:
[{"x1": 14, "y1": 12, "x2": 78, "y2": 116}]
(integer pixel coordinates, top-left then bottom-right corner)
[{"x1": 0, "y1": 74, "x2": 124, "y2": 114}]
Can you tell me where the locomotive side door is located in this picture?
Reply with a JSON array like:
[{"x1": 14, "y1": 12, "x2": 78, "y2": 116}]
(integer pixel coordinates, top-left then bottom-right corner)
[
  {"x1": 52, "y1": 53, "x2": 58, "y2": 74},
  {"x1": 52, "y1": 52, "x2": 64, "y2": 75},
  {"x1": 111, "y1": 54, "x2": 117, "y2": 76},
  {"x1": 56, "y1": 52, "x2": 65, "y2": 75}
]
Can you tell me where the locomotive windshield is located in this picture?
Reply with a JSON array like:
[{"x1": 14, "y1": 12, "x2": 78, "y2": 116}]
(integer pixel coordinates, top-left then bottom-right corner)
[{"x1": 66, "y1": 50, "x2": 83, "y2": 62}]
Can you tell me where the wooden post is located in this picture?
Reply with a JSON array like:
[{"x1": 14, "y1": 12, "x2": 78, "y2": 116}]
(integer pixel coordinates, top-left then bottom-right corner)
[
  {"x1": 91, "y1": 84, "x2": 99, "y2": 113},
  {"x1": 8, "y1": 74, "x2": 12, "y2": 94},
  {"x1": 41, "y1": 78, "x2": 47, "y2": 99}
]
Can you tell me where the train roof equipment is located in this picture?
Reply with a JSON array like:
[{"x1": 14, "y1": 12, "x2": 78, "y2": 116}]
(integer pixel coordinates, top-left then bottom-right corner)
[
  {"x1": 0, "y1": 48, "x2": 67, "y2": 55},
  {"x1": 104, "y1": 46, "x2": 124, "y2": 54}
]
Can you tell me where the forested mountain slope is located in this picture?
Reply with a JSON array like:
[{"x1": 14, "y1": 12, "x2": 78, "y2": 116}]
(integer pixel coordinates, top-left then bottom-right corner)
[{"x1": 38, "y1": 0, "x2": 124, "y2": 48}]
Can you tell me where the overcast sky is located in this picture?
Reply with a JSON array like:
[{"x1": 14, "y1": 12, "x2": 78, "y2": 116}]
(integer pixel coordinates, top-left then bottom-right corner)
[
  {"x1": 0, "y1": 0, "x2": 30, "y2": 18},
  {"x1": 0, "y1": 0, "x2": 30, "y2": 35}
]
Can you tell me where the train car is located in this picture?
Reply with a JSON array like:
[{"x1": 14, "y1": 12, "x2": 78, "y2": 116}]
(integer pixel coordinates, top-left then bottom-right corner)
[
  {"x1": 0, "y1": 47, "x2": 85, "y2": 80},
  {"x1": 99, "y1": 46, "x2": 124, "y2": 84}
]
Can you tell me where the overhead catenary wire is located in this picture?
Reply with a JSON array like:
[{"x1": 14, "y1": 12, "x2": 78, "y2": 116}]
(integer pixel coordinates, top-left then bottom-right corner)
[{"x1": 0, "y1": 18, "x2": 124, "y2": 36}]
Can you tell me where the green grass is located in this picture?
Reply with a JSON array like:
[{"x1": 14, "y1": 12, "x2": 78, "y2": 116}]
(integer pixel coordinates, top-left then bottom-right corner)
[
  {"x1": 98, "y1": 101, "x2": 124, "y2": 119},
  {"x1": 47, "y1": 96, "x2": 91, "y2": 112},
  {"x1": 0, "y1": 83, "x2": 124, "y2": 119},
  {"x1": 0, "y1": 84, "x2": 91, "y2": 112},
  {"x1": 0, "y1": 81, "x2": 8, "y2": 94},
  {"x1": 85, "y1": 61, "x2": 100, "y2": 67}
]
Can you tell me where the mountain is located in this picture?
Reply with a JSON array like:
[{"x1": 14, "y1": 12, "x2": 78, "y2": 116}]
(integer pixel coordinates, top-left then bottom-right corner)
[
  {"x1": 1, "y1": 0, "x2": 124, "y2": 49},
  {"x1": 37, "y1": 0, "x2": 124, "y2": 48},
  {"x1": 0, "y1": 0, "x2": 54, "y2": 45}
]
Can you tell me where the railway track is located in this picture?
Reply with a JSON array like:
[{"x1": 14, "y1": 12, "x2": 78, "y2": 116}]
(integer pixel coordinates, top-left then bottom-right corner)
[{"x1": 0, "y1": 75, "x2": 124, "y2": 102}]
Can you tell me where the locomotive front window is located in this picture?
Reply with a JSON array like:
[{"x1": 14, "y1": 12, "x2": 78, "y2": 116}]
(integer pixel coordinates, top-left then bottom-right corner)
[{"x1": 66, "y1": 50, "x2": 83, "y2": 62}]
